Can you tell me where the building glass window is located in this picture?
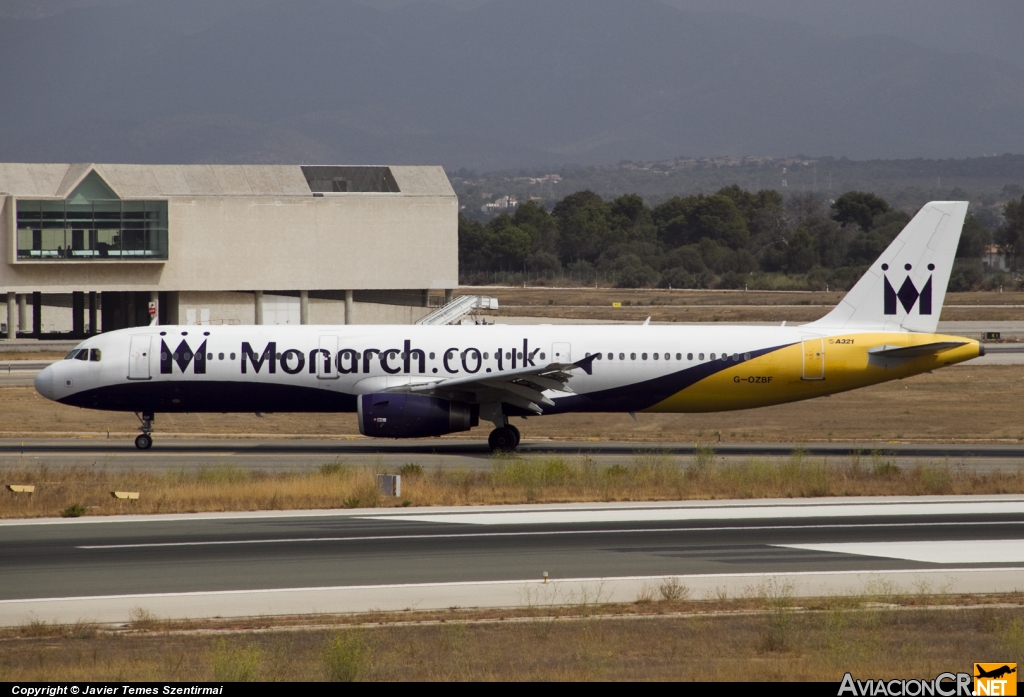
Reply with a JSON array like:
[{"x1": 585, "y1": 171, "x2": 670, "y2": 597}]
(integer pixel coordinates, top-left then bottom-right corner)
[{"x1": 16, "y1": 198, "x2": 168, "y2": 261}]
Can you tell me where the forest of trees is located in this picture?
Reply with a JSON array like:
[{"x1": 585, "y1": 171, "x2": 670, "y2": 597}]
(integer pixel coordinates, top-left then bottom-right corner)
[{"x1": 459, "y1": 187, "x2": 1024, "y2": 292}]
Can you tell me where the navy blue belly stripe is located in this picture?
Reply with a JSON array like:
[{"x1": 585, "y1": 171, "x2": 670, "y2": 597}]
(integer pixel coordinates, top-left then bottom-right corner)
[
  {"x1": 59, "y1": 381, "x2": 358, "y2": 414},
  {"x1": 545, "y1": 342, "x2": 796, "y2": 414}
]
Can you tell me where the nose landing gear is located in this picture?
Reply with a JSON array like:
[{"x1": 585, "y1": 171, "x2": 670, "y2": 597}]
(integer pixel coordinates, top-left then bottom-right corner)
[{"x1": 135, "y1": 411, "x2": 154, "y2": 450}]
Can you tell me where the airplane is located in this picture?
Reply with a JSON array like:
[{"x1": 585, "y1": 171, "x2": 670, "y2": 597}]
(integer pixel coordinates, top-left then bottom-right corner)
[
  {"x1": 34, "y1": 201, "x2": 981, "y2": 452},
  {"x1": 975, "y1": 665, "x2": 1017, "y2": 680}
]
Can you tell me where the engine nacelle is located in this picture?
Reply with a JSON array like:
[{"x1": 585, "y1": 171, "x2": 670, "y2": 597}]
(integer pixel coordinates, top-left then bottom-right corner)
[{"x1": 357, "y1": 393, "x2": 477, "y2": 438}]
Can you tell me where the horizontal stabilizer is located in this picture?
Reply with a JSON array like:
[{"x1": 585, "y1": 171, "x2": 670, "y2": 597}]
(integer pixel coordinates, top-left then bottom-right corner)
[{"x1": 868, "y1": 341, "x2": 967, "y2": 358}]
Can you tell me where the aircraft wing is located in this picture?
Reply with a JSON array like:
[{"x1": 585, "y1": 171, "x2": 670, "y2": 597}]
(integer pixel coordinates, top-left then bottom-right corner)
[{"x1": 398, "y1": 355, "x2": 597, "y2": 413}]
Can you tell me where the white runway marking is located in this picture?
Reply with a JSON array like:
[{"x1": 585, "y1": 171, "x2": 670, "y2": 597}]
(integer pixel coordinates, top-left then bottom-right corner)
[
  {"x1": 383, "y1": 500, "x2": 1024, "y2": 526},
  {"x1": 777, "y1": 539, "x2": 1024, "y2": 564},
  {"x1": 76, "y1": 521, "x2": 1021, "y2": 550},
  {"x1": 2, "y1": 495, "x2": 1022, "y2": 527}
]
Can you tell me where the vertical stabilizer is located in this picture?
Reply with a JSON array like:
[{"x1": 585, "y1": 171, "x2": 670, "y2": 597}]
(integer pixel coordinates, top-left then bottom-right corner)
[{"x1": 805, "y1": 201, "x2": 968, "y2": 333}]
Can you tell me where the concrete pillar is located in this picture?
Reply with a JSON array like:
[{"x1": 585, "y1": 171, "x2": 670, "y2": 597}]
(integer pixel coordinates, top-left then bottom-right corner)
[
  {"x1": 32, "y1": 292, "x2": 41, "y2": 336},
  {"x1": 5, "y1": 292, "x2": 14, "y2": 340},
  {"x1": 126, "y1": 293, "x2": 136, "y2": 328},
  {"x1": 149, "y1": 290, "x2": 159, "y2": 326},
  {"x1": 445, "y1": 288, "x2": 454, "y2": 304},
  {"x1": 72, "y1": 292, "x2": 85, "y2": 336},
  {"x1": 166, "y1": 291, "x2": 180, "y2": 326},
  {"x1": 18, "y1": 294, "x2": 28, "y2": 332},
  {"x1": 299, "y1": 290, "x2": 309, "y2": 325},
  {"x1": 254, "y1": 290, "x2": 264, "y2": 325},
  {"x1": 88, "y1": 292, "x2": 97, "y2": 334},
  {"x1": 344, "y1": 290, "x2": 353, "y2": 325}
]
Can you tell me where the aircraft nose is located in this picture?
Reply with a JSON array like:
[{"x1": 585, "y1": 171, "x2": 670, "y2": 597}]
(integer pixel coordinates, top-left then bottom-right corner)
[{"x1": 34, "y1": 365, "x2": 55, "y2": 401}]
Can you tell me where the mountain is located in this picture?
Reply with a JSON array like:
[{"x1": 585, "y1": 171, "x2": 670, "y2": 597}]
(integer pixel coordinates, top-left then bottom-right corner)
[{"x1": 1, "y1": 0, "x2": 1023, "y2": 169}]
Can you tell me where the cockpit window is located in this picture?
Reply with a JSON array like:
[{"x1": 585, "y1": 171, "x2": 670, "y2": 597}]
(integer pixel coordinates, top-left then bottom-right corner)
[
  {"x1": 74, "y1": 349, "x2": 88, "y2": 361},
  {"x1": 89, "y1": 349, "x2": 102, "y2": 362},
  {"x1": 65, "y1": 349, "x2": 80, "y2": 360}
]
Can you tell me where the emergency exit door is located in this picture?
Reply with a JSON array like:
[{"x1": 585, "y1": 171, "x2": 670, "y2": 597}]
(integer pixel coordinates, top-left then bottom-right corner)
[{"x1": 801, "y1": 337, "x2": 824, "y2": 380}]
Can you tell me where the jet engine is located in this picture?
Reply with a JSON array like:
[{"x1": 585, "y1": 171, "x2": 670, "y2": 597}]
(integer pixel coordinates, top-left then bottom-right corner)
[{"x1": 357, "y1": 393, "x2": 478, "y2": 438}]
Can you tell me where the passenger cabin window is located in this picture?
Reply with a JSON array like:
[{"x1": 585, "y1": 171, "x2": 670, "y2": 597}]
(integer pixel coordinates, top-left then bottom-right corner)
[
  {"x1": 709, "y1": 353, "x2": 715, "y2": 360},
  {"x1": 619, "y1": 353, "x2": 624, "y2": 360},
  {"x1": 630, "y1": 353, "x2": 636, "y2": 360},
  {"x1": 642, "y1": 353, "x2": 648, "y2": 360},
  {"x1": 687, "y1": 353, "x2": 693, "y2": 360}
]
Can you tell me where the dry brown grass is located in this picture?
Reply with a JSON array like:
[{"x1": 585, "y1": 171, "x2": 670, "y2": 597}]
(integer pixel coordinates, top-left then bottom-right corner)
[
  {"x1": 4, "y1": 364, "x2": 1024, "y2": 443},
  {"x1": 0, "y1": 351, "x2": 68, "y2": 361},
  {"x1": 2, "y1": 451, "x2": 1022, "y2": 518},
  {"x1": 2, "y1": 595, "x2": 1022, "y2": 681}
]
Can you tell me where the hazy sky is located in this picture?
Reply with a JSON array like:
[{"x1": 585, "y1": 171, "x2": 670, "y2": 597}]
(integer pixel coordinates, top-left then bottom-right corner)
[{"x1": 1, "y1": 0, "x2": 1021, "y2": 168}]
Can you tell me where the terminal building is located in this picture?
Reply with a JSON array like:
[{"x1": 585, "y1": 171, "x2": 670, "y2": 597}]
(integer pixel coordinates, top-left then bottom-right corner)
[{"x1": 0, "y1": 163, "x2": 458, "y2": 338}]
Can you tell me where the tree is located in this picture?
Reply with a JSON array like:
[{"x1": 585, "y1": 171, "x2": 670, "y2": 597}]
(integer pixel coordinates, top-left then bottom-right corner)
[
  {"x1": 956, "y1": 216, "x2": 992, "y2": 258},
  {"x1": 551, "y1": 190, "x2": 612, "y2": 264},
  {"x1": 995, "y1": 195, "x2": 1024, "y2": 267},
  {"x1": 513, "y1": 201, "x2": 558, "y2": 255},
  {"x1": 831, "y1": 191, "x2": 892, "y2": 231},
  {"x1": 655, "y1": 194, "x2": 748, "y2": 249},
  {"x1": 609, "y1": 194, "x2": 657, "y2": 245},
  {"x1": 483, "y1": 214, "x2": 533, "y2": 268}
]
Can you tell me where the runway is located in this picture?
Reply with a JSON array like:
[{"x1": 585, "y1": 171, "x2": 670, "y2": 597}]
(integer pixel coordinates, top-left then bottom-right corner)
[
  {"x1": 3, "y1": 437, "x2": 1024, "y2": 472},
  {"x1": 0, "y1": 496, "x2": 1022, "y2": 625}
]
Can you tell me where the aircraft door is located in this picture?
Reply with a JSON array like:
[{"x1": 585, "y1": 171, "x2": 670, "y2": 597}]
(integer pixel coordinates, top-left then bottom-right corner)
[
  {"x1": 128, "y1": 335, "x2": 152, "y2": 380},
  {"x1": 801, "y1": 337, "x2": 824, "y2": 380},
  {"x1": 318, "y1": 335, "x2": 339, "y2": 379},
  {"x1": 552, "y1": 342, "x2": 571, "y2": 364}
]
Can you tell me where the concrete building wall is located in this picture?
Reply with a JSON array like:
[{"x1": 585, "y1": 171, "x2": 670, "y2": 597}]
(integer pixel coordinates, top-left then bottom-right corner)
[
  {"x1": 0, "y1": 164, "x2": 455, "y2": 334},
  {"x1": 0, "y1": 194, "x2": 456, "y2": 294}
]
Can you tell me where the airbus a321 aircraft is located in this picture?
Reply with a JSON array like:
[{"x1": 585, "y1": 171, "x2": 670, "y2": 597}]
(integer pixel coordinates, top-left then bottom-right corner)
[{"x1": 35, "y1": 201, "x2": 981, "y2": 451}]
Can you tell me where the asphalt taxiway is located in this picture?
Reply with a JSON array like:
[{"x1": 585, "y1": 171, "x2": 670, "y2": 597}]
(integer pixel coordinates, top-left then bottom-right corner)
[{"x1": 1, "y1": 496, "x2": 1021, "y2": 625}]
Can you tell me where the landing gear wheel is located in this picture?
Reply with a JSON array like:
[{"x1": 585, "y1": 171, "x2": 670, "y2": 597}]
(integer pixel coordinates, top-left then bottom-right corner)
[
  {"x1": 507, "y1": 424, "x2": 521, "y2": 448},
  {"x1": 135, "y1": 433, "x2": 153, "y2": 450},
  {"x1": 488, "y1": 427, "x2": 517, "y2": 452}
]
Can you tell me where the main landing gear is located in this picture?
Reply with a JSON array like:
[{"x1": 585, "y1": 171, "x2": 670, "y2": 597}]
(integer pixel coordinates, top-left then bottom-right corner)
[
  {"x1": 488, "y1": 423, "x2": 521, "y2": 452},
  {"x1": 135, "y1": 411, "x2": 154, "y2": 450}
]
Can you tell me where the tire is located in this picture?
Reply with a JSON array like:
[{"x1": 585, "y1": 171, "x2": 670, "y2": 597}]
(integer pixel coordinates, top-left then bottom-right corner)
[
  {"x1": 507, "y1": 424, "x2": 521, "y2": 448},
  {"x1": 488, "y1": 427, "x2": 517, "y2": 452},
  {"x1": 135, "y1": 433, "x2": 153, "y2": 450}
]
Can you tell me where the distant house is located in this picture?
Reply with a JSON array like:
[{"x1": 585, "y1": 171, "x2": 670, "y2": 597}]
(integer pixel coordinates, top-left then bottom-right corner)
[
  {"x1": 982, "y1": 245, "x2": 1008, "y2": 272},
  {"x1": 481, "y1": 195, "x2": 518, "y2": 213}
]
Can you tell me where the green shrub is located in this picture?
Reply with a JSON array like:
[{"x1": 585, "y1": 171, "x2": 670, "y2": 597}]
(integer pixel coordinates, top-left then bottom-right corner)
[
  {"x1": 60, "y1": 503, "x2": 86, "y2": 518},
  {"x1": 324, "y1": 632, "x2": 367, "y2": 682},
  {"x1": 398, "y1": 463, "x2": 424, "y2": 478},
  {"x1": 211, "y1": 639, "x2": 262, "y2": 682}
]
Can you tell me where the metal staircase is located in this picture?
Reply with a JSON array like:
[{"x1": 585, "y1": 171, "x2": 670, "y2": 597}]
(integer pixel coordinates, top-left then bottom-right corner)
[{"x1": 416, "y1": 295, "x2": 499, "y2": 325}]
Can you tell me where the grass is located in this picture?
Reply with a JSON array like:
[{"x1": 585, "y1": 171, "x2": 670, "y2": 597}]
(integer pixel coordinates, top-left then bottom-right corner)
[
  {"x1": 2, "y1": 593, "x2": 1023, "y2": 681},
  {"x1": 2, "y1": 451, "x2": 1023, "y2": 518}
]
